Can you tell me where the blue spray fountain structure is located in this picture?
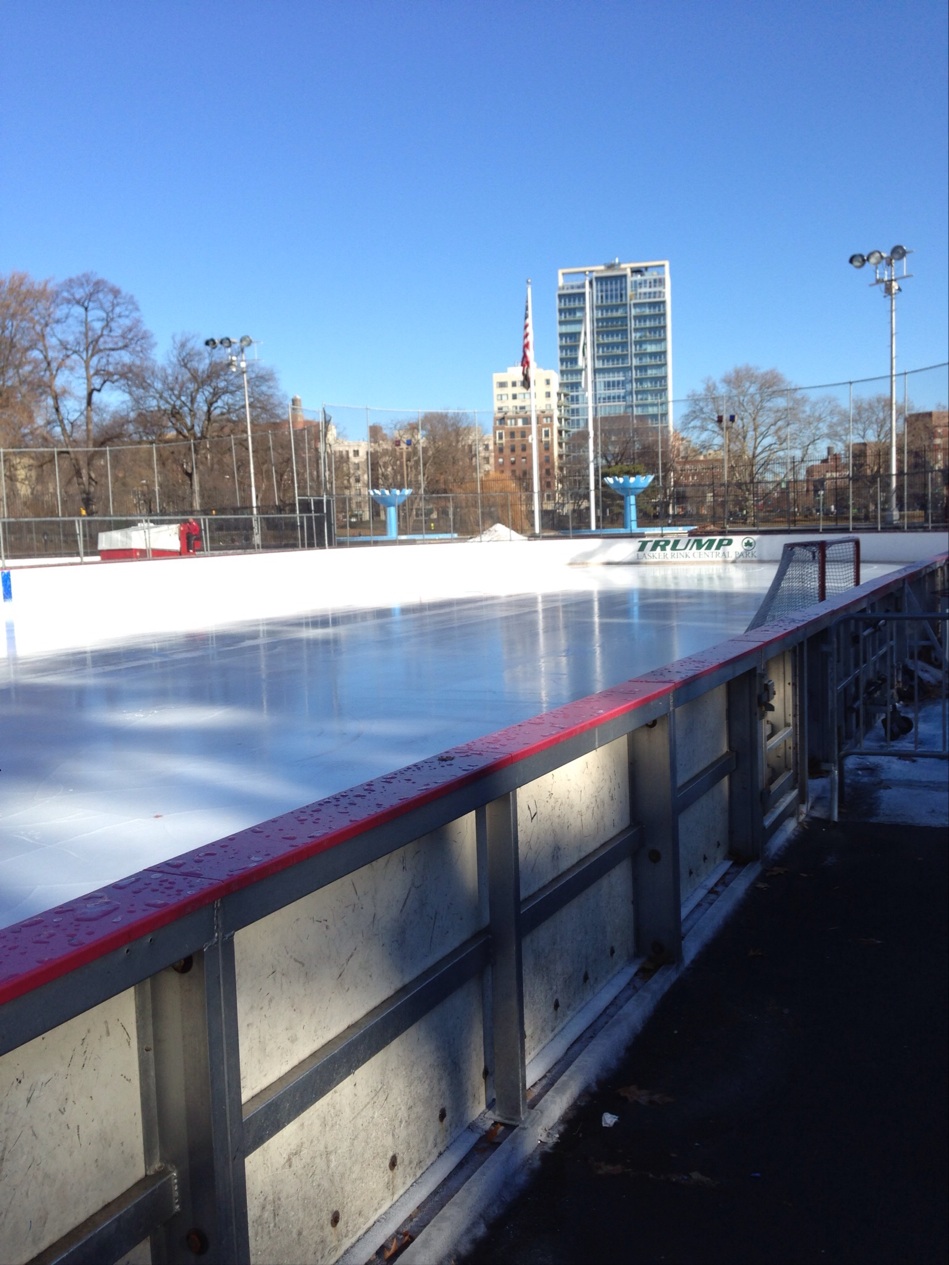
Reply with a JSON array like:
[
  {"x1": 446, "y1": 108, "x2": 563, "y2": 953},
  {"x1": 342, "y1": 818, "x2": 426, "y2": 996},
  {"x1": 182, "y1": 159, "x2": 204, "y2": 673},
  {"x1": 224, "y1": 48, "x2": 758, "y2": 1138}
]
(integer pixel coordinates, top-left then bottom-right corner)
[
  {"x1": 370, "y1": 488, "x2": 412, "y2": 539},
  {"x1": 603, "y1": 474, "x2": 655, "y2": 532}
]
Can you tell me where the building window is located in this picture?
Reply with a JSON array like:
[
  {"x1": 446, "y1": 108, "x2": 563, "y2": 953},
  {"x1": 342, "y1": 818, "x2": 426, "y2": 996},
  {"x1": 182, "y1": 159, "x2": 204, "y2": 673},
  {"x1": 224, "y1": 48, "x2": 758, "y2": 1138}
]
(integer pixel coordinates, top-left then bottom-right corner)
[{"x1": 496, "y1": 432, "x2": 504, "y2": 442}]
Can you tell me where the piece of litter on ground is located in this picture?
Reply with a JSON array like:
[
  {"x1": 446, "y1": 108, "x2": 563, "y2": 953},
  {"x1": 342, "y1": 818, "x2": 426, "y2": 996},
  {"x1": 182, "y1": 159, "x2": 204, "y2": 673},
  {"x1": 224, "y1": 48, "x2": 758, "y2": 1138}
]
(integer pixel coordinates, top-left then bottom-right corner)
[{"x1": 601, "y1": 1112, "x2": 619, "y2": 1128}]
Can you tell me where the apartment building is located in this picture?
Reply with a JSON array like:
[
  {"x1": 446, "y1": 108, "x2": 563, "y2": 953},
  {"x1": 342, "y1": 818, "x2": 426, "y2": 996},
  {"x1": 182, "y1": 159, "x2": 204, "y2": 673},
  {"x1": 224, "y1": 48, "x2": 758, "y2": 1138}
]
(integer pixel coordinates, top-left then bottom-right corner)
[
  {"x1": 491, "y1": 365, "x2": 567, "y2": 504},
  {"x1": 556, "y1": 259, "x2": 672, "y2": 435}
]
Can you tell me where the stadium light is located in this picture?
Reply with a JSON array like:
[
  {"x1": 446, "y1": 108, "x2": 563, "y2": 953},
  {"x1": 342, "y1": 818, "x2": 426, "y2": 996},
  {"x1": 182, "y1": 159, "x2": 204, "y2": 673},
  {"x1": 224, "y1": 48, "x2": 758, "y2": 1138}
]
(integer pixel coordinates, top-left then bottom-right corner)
[
  {"x1": 715, "y1": 412, "x2": 736, "y2": 529},
  {"x1": 848, "y1": 247, "x2": 913, "y2": 526},
  {"x1": 206, "y1": 336, "x2": 259, "y2": 542}
]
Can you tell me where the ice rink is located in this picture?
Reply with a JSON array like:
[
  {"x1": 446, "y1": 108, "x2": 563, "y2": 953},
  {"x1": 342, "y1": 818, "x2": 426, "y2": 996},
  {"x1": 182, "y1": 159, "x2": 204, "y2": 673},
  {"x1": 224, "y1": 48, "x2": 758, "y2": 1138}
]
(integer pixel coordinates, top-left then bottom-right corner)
[{"x1": 0, "y1": 556, "x2": 887, "y2": 930}]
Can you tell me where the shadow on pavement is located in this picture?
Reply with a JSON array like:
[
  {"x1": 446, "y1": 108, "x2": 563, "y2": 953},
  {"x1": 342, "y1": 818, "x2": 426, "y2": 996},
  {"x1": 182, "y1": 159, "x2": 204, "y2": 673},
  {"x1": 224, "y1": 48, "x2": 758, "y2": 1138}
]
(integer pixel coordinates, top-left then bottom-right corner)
[{"x1": 458, "y1": 819, "x2": 948, "y2": 1265}]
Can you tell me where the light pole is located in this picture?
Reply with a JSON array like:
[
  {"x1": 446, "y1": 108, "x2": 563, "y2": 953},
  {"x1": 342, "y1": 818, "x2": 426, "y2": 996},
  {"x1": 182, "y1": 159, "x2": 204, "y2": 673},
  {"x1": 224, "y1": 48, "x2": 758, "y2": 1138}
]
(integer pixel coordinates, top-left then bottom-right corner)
[
  {"x1": 848, "y1": 246, "x2": 912, "y2": 526},
  {"x1": 716, "y1": 411, "x2": 735, "y2": 528},
  {"x1": 205, "y1": 336, "x2": 259, "y2": 543}
]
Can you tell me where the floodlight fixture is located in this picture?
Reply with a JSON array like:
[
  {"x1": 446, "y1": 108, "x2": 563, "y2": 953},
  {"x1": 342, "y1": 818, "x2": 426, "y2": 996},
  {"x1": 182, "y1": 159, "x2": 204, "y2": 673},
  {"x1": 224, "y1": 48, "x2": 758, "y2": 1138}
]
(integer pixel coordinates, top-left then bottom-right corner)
[
  {"x1": 204, "y1": 334, "x2": 260, "y2": 537},
  {"x1": 847, "y1": 243, "x2": 913, "y2": 526}
]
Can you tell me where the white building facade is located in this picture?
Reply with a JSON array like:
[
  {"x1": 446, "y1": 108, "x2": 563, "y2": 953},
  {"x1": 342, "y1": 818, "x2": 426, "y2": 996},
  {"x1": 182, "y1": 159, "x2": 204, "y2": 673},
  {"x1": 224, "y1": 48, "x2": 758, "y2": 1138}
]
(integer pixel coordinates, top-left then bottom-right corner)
[
  {"x1": 556, "y1": 259, "x2": 673, "y2": 435},
  {"x1": 491, "y1": 365, "x2": 567, "y2": 505}
]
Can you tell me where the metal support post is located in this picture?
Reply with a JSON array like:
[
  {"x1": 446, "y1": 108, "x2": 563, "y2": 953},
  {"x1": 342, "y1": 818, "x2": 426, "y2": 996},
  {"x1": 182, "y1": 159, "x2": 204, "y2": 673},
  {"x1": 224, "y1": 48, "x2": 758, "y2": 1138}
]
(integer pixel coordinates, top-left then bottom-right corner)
[
  {"x1": 483, "y1": 792, "x2": 527, "y2": 1124},
  {"x1": 142, "y1": 932, "x2": 250, "y2": 1264},
  {"x1": 726, "y1": 670, "x2": 766, "y2": 861},
  {"x1": 628, "y1": 714, "x2": 682, "y2": 965}
]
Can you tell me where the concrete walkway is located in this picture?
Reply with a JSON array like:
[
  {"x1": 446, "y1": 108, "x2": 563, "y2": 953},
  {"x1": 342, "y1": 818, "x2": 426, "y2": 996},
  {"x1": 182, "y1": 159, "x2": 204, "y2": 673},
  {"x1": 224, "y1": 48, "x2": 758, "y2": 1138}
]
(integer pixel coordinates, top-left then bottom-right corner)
[{"x1": 453, "y1": 809, "x2": 947, "y2": 1265}]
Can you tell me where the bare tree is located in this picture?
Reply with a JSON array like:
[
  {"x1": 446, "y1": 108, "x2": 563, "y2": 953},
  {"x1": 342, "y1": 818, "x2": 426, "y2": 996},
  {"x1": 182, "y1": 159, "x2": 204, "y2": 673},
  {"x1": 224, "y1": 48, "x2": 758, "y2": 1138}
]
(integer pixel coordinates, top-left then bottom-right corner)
[
  {"x1": 31, "y1": 273, "x2": 153, "y2": 513},
  {"x1": 367, "y1": 422, "x2": 405, "y2": 490},
  {"x1": 127, "y1": 334, "x2": 284, "y2": 510},
  {"x1": 0, "y1": 272, "x2": 49, "y2": 446},
  {"x1": 418, "y1": 411, "x2": 482, "y2": 493},
  {"x1": 825, "y1": 392, "x2": 910, "y2": 476},
  {"x1": 681, "y1": 365, "x2": 834, "y2": 522}
]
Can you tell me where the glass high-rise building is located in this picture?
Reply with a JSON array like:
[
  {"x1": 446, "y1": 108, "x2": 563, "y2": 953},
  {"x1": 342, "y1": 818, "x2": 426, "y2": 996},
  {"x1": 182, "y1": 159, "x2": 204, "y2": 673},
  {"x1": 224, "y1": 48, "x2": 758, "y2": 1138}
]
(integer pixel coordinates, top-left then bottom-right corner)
[{"x1": 556, "y1": 259, "x2": 672, "y2": 434}]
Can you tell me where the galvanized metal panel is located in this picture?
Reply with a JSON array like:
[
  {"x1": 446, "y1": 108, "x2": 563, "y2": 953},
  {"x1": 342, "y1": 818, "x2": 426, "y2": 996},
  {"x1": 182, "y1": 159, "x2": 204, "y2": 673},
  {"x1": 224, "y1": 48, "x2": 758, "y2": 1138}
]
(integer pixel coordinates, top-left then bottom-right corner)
[
  {"x1": 629, "y1": 717, "x2": 681, "y2": 964},
  {"x1": 764, "y1": 651, "x2": 797, "y2": 804},
  {"x1": 30, "y1": 1171, "x2": 174, "y2": 1265},
  {"x1": 726, "y1": 668, "x2": 766, "y2": 861},
  {"x1": 675, "y1": 685, "x2": 728, "y2": 784},
  {"x1": 243, "y1": 936, "x2": 489, "y2": 1155},
  {"x1": 521, "y1": 866, "x2": 635, "y2": 1064},
  {"x1": 244, "y1": 979, "x2": 484, "y2": 1265},
  {"x1": 517, "y1": 738, "x2": 630, "y2": 899},
  {"x1": 678, "y1": 776, "x2": 730, "y2": 900},
  {"x1": 234, "y1": 818, "x2": 479, "y2": 1101},
  {"x1": 0, "y1": 991, "x2": 144, "y2": 1264}
]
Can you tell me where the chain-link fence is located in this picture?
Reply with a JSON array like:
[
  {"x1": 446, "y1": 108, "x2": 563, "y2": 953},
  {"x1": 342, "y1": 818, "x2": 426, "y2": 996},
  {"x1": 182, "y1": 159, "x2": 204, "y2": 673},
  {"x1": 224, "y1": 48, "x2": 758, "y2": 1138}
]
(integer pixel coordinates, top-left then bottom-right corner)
[
  {"x1": 2, "y1": 464, "x2": 946, "y2": 565},
  {"x1": 2, "y1": 367, "x2": 946, "y2": 554}
]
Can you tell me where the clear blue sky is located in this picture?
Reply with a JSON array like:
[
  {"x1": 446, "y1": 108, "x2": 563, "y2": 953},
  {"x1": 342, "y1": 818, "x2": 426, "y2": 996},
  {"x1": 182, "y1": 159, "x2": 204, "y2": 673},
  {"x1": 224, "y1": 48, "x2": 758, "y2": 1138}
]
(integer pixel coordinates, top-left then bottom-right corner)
[{"x1": 2, "y1": 0, "x2": 946, "y2": 433}]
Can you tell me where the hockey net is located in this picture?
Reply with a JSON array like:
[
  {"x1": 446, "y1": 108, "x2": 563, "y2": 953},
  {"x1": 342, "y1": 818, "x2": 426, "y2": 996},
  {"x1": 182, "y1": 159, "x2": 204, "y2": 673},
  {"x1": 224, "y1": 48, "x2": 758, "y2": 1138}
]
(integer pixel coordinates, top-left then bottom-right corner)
[{"x1": 746, "y1": 538, "x2": 861, "y2": 631}]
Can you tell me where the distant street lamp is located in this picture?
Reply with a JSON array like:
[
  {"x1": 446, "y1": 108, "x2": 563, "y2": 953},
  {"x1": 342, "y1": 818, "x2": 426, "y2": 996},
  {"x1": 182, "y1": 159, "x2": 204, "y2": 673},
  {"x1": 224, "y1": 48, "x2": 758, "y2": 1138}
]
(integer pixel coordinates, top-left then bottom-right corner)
[
  {"x1": 205, "y1": 336, "x2": 259, "y2": 542},
  {"x1": 715, "y1": 412, "x2": 736, "y2": 529},
  {"x1": 848, "y1": 246, "x2": 912, "y2": 526}
]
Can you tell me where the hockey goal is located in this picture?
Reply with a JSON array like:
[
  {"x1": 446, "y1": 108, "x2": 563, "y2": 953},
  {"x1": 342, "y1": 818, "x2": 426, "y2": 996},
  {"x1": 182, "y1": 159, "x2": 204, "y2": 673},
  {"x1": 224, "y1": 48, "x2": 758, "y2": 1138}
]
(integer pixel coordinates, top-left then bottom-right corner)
[{"x1": 746, "y1": 538, "x2": 861, "y2": 631}]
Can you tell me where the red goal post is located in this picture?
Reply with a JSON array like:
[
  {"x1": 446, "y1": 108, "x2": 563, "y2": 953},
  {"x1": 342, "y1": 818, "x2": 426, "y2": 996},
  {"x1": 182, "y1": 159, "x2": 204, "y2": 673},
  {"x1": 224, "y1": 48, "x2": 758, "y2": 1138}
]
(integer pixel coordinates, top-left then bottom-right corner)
[{"x1": 746, "y1": 538, "x2": 861, "y2": 631}]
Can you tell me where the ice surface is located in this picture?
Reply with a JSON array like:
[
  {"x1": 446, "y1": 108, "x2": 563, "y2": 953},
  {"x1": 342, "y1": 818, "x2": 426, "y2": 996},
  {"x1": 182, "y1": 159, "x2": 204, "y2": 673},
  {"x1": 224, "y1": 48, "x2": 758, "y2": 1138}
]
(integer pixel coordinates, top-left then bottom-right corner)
[{"x1": 0, "y1": 561, "x2": 837, "y2": 929}]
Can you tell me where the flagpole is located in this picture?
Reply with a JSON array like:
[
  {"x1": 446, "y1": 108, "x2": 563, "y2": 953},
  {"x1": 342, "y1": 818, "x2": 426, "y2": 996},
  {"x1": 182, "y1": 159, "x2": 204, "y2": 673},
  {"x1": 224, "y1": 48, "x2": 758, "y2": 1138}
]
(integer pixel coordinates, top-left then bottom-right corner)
[
  {"x1": 585, "y1": 274, "x2": 596, "y2": 530},
  {"x1": 523, "y1": 280, "x2": 542, "y2": 536}
]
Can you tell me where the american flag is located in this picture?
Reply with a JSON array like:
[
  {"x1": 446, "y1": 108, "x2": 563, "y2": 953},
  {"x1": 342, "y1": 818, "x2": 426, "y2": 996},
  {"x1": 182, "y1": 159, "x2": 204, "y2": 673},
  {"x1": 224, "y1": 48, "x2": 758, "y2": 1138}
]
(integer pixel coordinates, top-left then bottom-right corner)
[{"x1": 521, "y1": 294, "x2": 532, "y2": 390}]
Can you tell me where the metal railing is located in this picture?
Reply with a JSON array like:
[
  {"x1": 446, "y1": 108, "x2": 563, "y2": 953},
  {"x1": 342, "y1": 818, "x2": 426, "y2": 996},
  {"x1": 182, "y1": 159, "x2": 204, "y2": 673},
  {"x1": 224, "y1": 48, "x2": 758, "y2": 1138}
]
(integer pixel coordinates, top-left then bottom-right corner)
[{"x1": 828, "y1": 605, "x2": 949, "y2": 817}]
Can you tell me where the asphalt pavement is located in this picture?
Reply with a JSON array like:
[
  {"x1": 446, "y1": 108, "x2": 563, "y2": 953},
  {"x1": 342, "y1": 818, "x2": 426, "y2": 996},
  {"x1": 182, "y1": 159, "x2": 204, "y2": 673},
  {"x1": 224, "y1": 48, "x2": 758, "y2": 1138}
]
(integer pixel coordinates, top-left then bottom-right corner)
[{"x1": 456, "y1": 815, "x2": 948, "y2": 1265}]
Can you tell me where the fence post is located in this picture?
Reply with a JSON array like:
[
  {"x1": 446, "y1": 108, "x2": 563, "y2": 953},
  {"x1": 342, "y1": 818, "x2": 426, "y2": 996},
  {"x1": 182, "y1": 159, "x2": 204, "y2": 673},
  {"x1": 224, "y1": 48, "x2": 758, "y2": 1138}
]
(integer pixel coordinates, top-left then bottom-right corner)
[{"x1": 152, "y1": 444, "x2": 161, "y2": 515}]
